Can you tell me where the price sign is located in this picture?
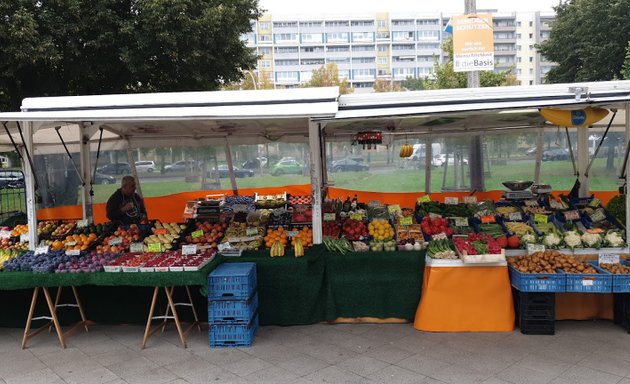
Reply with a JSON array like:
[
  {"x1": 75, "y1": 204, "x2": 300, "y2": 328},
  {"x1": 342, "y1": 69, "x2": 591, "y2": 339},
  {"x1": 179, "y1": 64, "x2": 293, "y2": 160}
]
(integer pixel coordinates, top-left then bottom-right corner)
[
  {"x1": 527, "y1": 243, "x2": 546, "y2": 254},
  {"x1": 0, "y1": 230, "x2": 11, "y2": 239},
  {"x1": 417, "y1": 195, "x2": 431, "y2": 203},
  {"x1": 65, "y1": 241, "x2": 77, "y2": 246},
  {"x1": 564, "y1": 210, "x2": 580, "y2": 221},
  {"x1": 147, "y1": 243, "x2": 162, "y2": 252},
  {"x1": 481, "y1": 215, "x2": 496, "y2": 224},
  {"x1": 34, "y1": 246, "x2": 49, "y2": 255},
  {"x1": 599, "y1": 253, "x2": 620, "y2": 265},
  {"x1": 590, "y1": 209, "x2": 606, "y2": 223},
  {"x1": 428, "y1": 212, "x2": 442, "y2": 219},
  {"x1": 246, "y1": 227, "x2": 258, "y2": 236},
  {"x1": 20, "y1": 234, "x2": 29, "y2": 243},
  {"x1": 508, "y1": 212, "x2": 523, "y2": 221},
  {"x1": 400, "y1": 217, "x2": 413, "y2": 226},
  {"x1": 582, "y1": 279, "x2": 594, "y2": 286},
  {"x1": 76, "y1": 219, "x2": 88, "y2": 228},
  {"x1": 588, "y1": 198, "x2": 602, "y2": 208},
  {"x1": 191, "y1": 230, "x2": 204, "y2": 239},
  {"x1": 549, "y1": 200, "x2": 563, "y2": 210},
  {"x1": 524, "y1": 200, "x2": 539, "y2": 207},
  {"x1": 66, "y1": 249, "x2": 81, "y2": 256},
  {"x1": 464, "y1": 196, "x2": 478, "y2": 204},
  {"x1": 130, "y1": 242, "x2": 144, "y2": 253},
  {"x1": 287, "y1": 231, "x2": 299, "y2": 237},
  {"x1": 534, "y1": 214, "x2": 548, "y2": 224},
  {"x1": 444, "y1": 197, "x2": 459, "y2": 205},
  {"x1": 387, "y1": 205, "x2": 401, "y2": 214},
  {"x1": 182, "y1": 244, "x2": 198, "y2": 255},
  {"x1": 324, "y1": 213, "x2": 336, "y2": 222},
  {"x1": 454, "y1": 217, "x2": 469, "y2": 227},
  {"x1": 350, "y1": 213, "x2": 363, "y2": 221},
  {"x1": 154, "y1": 228, "x2": 167, "y2": 235},
  {"x1": 108, "y1": 237, "x2": 123, "y2": 246},
  {"x1": 218, "y1": 242, "x2": 231, "y2": 252}
]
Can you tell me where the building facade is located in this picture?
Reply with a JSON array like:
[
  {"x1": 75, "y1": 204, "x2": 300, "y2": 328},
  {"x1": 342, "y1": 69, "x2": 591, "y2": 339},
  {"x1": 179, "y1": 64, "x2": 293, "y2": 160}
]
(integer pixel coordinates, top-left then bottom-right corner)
[{"x1": 243, "y1": 11, "x2": 555, "y2": 92}]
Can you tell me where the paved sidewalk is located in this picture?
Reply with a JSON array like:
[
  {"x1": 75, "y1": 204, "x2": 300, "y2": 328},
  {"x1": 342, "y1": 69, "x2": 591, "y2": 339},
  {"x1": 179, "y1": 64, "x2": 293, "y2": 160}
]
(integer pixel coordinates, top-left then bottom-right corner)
[{"x1": 0, "y1": 321, "x2": 629, "y2": 384}]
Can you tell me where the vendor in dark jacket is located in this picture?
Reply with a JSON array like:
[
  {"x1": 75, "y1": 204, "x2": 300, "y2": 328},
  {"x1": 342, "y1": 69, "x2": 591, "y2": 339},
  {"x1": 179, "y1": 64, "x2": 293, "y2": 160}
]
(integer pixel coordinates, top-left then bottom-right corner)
[{"x1": 106, "y1": 175, "x2": 147, "y2": 225}]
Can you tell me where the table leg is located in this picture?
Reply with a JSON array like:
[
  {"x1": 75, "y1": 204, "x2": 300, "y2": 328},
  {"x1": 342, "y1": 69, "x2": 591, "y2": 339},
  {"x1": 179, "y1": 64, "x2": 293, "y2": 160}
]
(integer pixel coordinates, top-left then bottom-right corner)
[
  {"x1": 161, "y1": 287, "x2": 173, "y2": 333},
  {"x1": 164, "y1": 287, "x2": 187, "y2": 348},
  {"x1": 71, "y1": 286, "x2": 90, "y2": 332},
  {"x1": 22, "y1": 287, "x2": 39, "y2": 349},
  {"x1": 49, "y1": 287, "x2": 62, "y2": 333},
  {"x1": 142, "y1": 287, "x2": 159, "y2": 349},
  {"x1": 185, "y1": 286, "x2": 202, "y2": 332},
  {"x1": 42, "y1": 287, "x2": 66, "y2": 348}
]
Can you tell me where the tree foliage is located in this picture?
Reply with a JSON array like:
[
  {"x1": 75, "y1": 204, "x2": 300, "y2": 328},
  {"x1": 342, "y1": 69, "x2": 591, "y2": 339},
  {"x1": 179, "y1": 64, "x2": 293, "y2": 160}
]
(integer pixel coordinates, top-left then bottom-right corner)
[
  {"x1": 224, "y1": 70, "x2": 274, "y2": 90},
  {"x1": 302, "y1": 63, "x2": 353, "y2": 94},
  {"x1": 0, "y1": 0, "x2": 261, "y2": 111},
  {"x1": 538, "y1": 0, "x2": 630, "y2": 83},
  {"x1": 373, "y1": 79, "x2": 402, "y2": 93},
  {"x1": 401, "y1": 76, "x2": 426, "y2": 91}
]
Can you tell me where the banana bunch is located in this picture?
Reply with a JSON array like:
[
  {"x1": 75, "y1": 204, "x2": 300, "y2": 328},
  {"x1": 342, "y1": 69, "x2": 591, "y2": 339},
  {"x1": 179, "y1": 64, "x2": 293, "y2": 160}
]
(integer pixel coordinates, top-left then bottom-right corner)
[
  {"x1": 399, "y1": 144, "x2": 413, "y2": 158},
  {"x1": 270, "y1": 240, "x2": 285, "y2": 257},
  {"x1": 294, "y1": 239, "x2": 304, "y2": 258}
]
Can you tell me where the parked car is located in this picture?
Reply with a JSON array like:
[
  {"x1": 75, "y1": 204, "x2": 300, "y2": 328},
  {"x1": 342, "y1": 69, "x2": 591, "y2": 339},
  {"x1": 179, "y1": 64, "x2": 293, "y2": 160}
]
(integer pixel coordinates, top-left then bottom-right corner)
[
  {"x1": 162, "y1": 160, "x2": 197, "y2": 173},
  {"x1": 134, "y1": 160, "x2": 155, "y2": 173},
  {"x1": 542, "y1": 148, "x2": 569, "y2": 161},
  {"x1": 210, "y1": 165, "x2": 254, "y2": 178},
  {"x1": 433, "y1": 154, "x2": 468, "y2": 167},
  {"x1": 94, "y1": 172, "x2": 116, "y2": 185},
  {"x1": 271, "y1": 159, "x2": 304, "y2": 176},
  {"x1": 241, "y1": 157, "x2": 268, "y2": 170},
  {"x1": 0, "y1": 170, "x2": 24, "y2": 189},
  {"x1": 330, "y1": 157, "x2": 369, "y2": 172},
  {"x1": 97, "y1": 162, "x2": 131, "y2": 175}
]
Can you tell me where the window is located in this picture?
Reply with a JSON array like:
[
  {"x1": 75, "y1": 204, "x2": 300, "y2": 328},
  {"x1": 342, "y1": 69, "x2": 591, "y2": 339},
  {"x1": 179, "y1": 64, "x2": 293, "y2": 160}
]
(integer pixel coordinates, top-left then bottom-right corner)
[
  {"x1": 516, "y1": 45, "x2": 521, "y2": 51},
  {"x1": 529, "y1": 56, "x2": 533, "y2": 62},
  {"x1": 378, "y1": 45, "x2": 389, "y2": 52},
  {"x1": 354, "y1": 82, "x2": 374, "y2": 88},
  {"x1": 301, "y1": 58, "x2": 325, "y2": 65},
  {"x1": 301, "y1": 46, "x2": 324, "y2": 53},
  {"x1": 516, "y1": 68, "x2": 521, "y2": 75},
  {"x1": 260, "y1": 60, "x2": 271, "y2": 68},
  {"x1": 352, "y1": 68, "x2": 375, "y2": 79},
  {"x1": 417, "y1": 30, "x2": 439, "y2": 40},
  {"x1": 351, "y1": 20, "x2": 374, "y2": 27},
  {"x1": 417, "y1": 67, "x2": 431, "y2": 76},
  {"x1": 417, "y1": 19, "x2": 439, "y2": 25},
  {"x1": 494, "y1": 32, "x2": 515, "y2": 39},
  {"x1": 352, "y1": 45, "x2": 375, "y2": 52},
  {"x1": 275, "y1": 46, "x2": 298, "y2": 54},
  {"x1": 417, "y1": 55, "x2": 433, "y2": 62},
  {"x1": 259, "y1": 47, "x2": 271, "y2": 55},
  {"x1": 516, "y1": 21, "x2": 521, "y2": 27},
  {"x1": 301, "y1": 33, "x2": 323, "y2": 43},
  {"x1": 529, "y1": 80, "x2": 534, "y2": 85},
  {"x1": 259, "y1": 35, "x2": 272, "y2": 42},
  {"x1": 376, "y1": 32, "x2": 390, "y2": 40},
  {"x1": 418, "y1": 43, "x2": 440, "y2": 49},
  {"x1": 327, "y1": 57, "x2": 350, "y2": 64},
  {"x1": 243, "y1": 33, "x2": 256, "y2": 45},
  {"x1": 274, "y1": 33, "x2": 298, "y2": 43},
  {"x1": 352, "y1": 57, "x2": 375, "y2": 64},
  {"x1": 529, "y1": 68, "x2": 534, "y2": 74},
  {"x1": 393, "y1": 56, "x2": 414, "y2": 62},
  {"x1": 392, "y1": 20, "x2": 414, "y2": 26},
  {"x1": 299, "y1": 21, "x2": 322, "y2": 28},
  {"x1": 392, "y1": 31, "x2": 414, "y2": 41},
  {"x1": 517, "y1": 57, "x2": 522, "y2": 63},
  {"x1": 327, "y1": 45, "x2": 349, "y2": 52},
  {"x1": 393, "y1": 68, "x2": 414, "y2": 77},
  {"x1": 529, "y1": 45, "x2": 534, "y2": 50},
  {"x1": 378, "y1": 69, "x2": 388, "y2": 76},
  {"x1": 529, "y1": 21, "x2": 533, "y2": 27},
  {"x1": 325, "y1": 20, "x2": 349, "y2": 27},
  {"x1": 377, "y1": 57, "x2": 387, "y2": 64},
  {"x1": 378, "y1": 20, "x2": 387, "y2": 28},
  {"x1": 392, "y1": 44, "x2": 414, "y2": 50},
  {"x1": 275, "y1": 59, "x2": 299, "y2": 66},
  {"x1": 259, "y1": 22, "x2": 270, "y2": 30},
  {"x1": 352, "y1": 32, "x2": 374, "y2": 42},
  {"x1": 326, "y1": 32, "x2": 349, "y2": 43},
  {"x1": 529, "y1": 33, "x2": 533, "y2": 39},
  {"x1": 516, "y1": 33, "x2": 521, "y2": 39},
  {"x1": 338, "y1": 70, "x2": 350, "y2": 79},
  {"x1": 495, "y1": 44, "x2": 516, "y2": 51},
  {"x1": 276, "y1": 71, "x2": 299, "y2": 81},
  {"x1": 273, "y1": 21, "x2": 297, "y2": 28}
]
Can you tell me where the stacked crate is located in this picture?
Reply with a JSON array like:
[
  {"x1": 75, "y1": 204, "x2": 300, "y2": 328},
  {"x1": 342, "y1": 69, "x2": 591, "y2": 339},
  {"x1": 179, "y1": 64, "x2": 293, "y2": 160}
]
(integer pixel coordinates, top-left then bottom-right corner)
[
  {"x1": 208, "y1": 262, "x2": 259, "y2": 347},
  {"x1": 513, "y1": 289, "x2": 555, "y2": 335}
]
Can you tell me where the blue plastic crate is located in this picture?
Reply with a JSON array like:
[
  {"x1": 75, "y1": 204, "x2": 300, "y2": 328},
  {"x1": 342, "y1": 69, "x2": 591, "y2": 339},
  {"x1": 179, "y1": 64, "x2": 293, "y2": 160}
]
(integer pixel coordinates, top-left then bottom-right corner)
[
  {"x1": 509, "y1": 265, "x2": 566, "y2": 292},
  {"x1": 209, "y1": 313, "x2": 259, "y2": 348},
  {"x1": 563, "y1": 262, "x2": 612, "y2": 293},
  {"x1": 591, "y1": 261, "x2": 630, "y2": 293},
  {"x1": 208, "y1": 292, "x2": 259, "y2": 324},
  {"x1": 208, "y1": 262, "x2": 257, "y2": 300}
]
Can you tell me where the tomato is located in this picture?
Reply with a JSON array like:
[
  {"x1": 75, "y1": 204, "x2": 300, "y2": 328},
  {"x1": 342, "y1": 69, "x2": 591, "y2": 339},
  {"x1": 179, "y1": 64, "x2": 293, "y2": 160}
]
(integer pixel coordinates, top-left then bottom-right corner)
[
  {"x1": 507, "y1": 235, "x2": 520, "y2": 248},
  {"x1": 496, "y1": 236, "x2": 508, "y2": 248}
]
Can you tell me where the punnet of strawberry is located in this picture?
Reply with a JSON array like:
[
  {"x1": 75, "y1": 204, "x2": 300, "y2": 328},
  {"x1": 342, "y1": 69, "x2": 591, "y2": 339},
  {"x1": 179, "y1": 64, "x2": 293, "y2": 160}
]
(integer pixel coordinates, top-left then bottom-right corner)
[
  {"x1": 421, "y1": 216, "x2": 454, "y2": 237},
  {"x1": 453, "y1": 233, "x2": 502, "y2": 255}
]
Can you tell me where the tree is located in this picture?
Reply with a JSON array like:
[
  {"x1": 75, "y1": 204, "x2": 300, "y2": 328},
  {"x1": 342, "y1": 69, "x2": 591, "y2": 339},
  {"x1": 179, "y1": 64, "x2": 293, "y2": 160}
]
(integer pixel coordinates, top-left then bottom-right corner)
[
  {"x1": 425, "y1": 37, "x2": 517, "y2": 90},
  {"x1": 302, "y1": 63, "x2": 353, "y2": 94},
  {"x1": 0, "y1": 0, "x2": 262, "y2": 111},
  {"x1": 538, "y1": 0, "x2": 630, "y2": 83},
  {"x1": 373, "y1": 79, "x2": 402, "y2": 93},
  {"x1": 401, "y1": 76, "x2": 426, "y2": 91},
  {"x1": 622, "y1": 41, "x2": 630, "y2": 80},
  {"x1": 224, "y1": 69, "x2": 274, "y2": 90}
]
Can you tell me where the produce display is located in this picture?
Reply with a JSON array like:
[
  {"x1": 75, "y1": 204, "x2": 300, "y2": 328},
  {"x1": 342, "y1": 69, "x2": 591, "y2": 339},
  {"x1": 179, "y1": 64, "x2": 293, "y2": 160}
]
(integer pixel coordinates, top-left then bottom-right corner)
[
  {"x1": 341, "y1": 219, "x2": 368, "y2": 241},
  {"x1": 453, "y1": 233, "x2": 502, "y2": 256},
  {"x1": 98, "y1": 225, "x2": 143, "y2": 254},
  {"x1": 49, "y1": 233, "x2": 99, "y2": 251},
  {"x1": 600, "y1": 263, "x2": 630, "y2": 274},
  {"x1": 50, "y1": 222, "x2": 76, "y2": 238},
  {"x1": 475, "y1": 223, "x2": 506, "y2": 239},
  {"x1": 420, "y1": 216, "x2": 454, "y2": 238},
  {"x1": 0, "y1": 249, "x2": 25, "y2": 270},
  {"x1": 55, "y1": 251, "x2": 119, "y2": 273},
  {"x1": 288, "y1": 195, "x2": 312, "y2": 205},
  {"x1": 323, "y1": 237, "x2": 353, "y2": 255},
  {"x1": 3, "y1": 250, "x2": 72, "y2": 273},
  {"x1": 143, "y1": 222, "x2": 186, "y2": 250},
  {"x1": 290, "y1": 226, "x2": 313, "y2": 248},
  {"x1": 508, "y1": 250, "x2": 601, "y2": 274},
  {"x1": 427, "y1": 238, "x2": 457, "y2": 259},
  {"x1": 322, "y1": 221, "x2": 342, "y2": 238},
  {"x1": 264, "y1": 226, "x2": 288, "y2": 249},
  {"x1": 11, "y1": 224, "x2": 29, "y2": 237},
  {"x1": 183, "y1": 221, "x2": 227, "y2": 248},
  {"x1": 368, "y1": 219, "x2": 394, "y2": 241}
]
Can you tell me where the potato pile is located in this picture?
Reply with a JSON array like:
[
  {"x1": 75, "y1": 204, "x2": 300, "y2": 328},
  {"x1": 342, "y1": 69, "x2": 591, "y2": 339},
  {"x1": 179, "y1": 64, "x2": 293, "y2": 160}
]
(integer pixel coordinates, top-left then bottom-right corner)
[
  {"x1": 600, "y1": 263, "x2": 630, "y2": 274},
  {"x1": 509, "y1": 250, "x2": 597, "y2": 274}
]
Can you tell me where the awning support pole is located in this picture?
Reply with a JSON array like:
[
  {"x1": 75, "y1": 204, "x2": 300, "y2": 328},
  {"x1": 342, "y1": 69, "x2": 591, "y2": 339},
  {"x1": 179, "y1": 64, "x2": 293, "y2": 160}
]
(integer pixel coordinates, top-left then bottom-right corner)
[
  {"x1": 625, "y1": 102, "x2": 630, "y2": 252},
  {"x1": 224, "y1": 137, "x2": 238, "y2": 196},
  {"x1": 425, "y1": 137, "x2": 432, "y2": 195},
  {"x1": 534, "y1": 127, "x2": 544, "y2": 184},
  {"x1": 22, "y1": 121, "x2": 38, "y2": 249},
  {"x1": 309, "y1": 120, "x2": 323, "y2": 244},
  {"x1": 126, "y1": 142, "x2": 142, "y2": 198},
  {"x1": 55, "y1": 126, "x2": 85, "y2": 187},
  {"x1": 79, "y1": 124, "x2": 94, "y2": 223},
  {"x1": 585, "y1": 111, "x2": 616, "y2": 177},
  {"x1": 576, "y1": 125, "x2": 589, "y2": 197}
]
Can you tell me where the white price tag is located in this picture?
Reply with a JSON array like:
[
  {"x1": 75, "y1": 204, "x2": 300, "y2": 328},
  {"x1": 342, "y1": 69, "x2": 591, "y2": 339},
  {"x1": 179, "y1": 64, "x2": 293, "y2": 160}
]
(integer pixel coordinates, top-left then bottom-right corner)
[
  {"x1": 582, "y1": 279, "x2": 594, "y2": 286},
  {"x1": 20, "y1": 233, "x2": 29, "y2": 243},
  {"x1": 108, "y1": 237, "x2": 123, "y2": 246},
  {"x1": 76, "y1": 219, "x2": 88, "y2": 228},
  {"x1": 527, "y1": 243, "x2": 545, "y2": 255},
  {"x1": 65, "y1": 241, "x2": 77, "y2": 246},
  {"x1": 34, "y1": 246, "x2": 49, "y2": 255},
  {"x1": 509, "y1": 212, "x2": 523, "y2": 221},
  {"x1": 564, "y1": 210, "x2": 580, "y2": 221},
  {"x1": 599, "y1": 253, "x2": 620, "y2": 265},
  {"x1": 444, "y1": 197, "x2": 459, "y2": 205},
  {"x1": 130, "y1": 242, "x2": 144, "y2": 253},
  {"x1": 590, "y1": 209, "x2": 606, "y2": 223},
  {"x1": 454, "y1": 217, "x2": 469, "y2": 227},
  {"x1": 464, "y1": 196, "x2": 477, "y2": 204},
  {"x1": 287, "y1": 231, "x2": 299, "y2": 237},
  {"x1": 428, "y1": 212, "x2": 442, "y2": 219},
  {"x1": 182, "y1": 244, "x2": 198, "y2": 255},
  {"x1": 66, "y1": 249, "x2": 81, "y2": 256},
  {"x1": 0, "y1": 230, "x2": 11, "y2": 239},
  {"x1": 218, "y1": 242, "x2": 232, "y2": 252},
  {"x1": 246, "y1": 227, "x2": 258, "y2": 236}
]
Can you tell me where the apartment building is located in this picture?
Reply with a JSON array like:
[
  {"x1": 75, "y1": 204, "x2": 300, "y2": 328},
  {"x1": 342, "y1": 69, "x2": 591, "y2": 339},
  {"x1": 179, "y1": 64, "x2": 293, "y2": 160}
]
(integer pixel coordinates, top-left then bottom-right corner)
[{"x1": 243, "y1": 11, "x2": 555, "y2": 91}]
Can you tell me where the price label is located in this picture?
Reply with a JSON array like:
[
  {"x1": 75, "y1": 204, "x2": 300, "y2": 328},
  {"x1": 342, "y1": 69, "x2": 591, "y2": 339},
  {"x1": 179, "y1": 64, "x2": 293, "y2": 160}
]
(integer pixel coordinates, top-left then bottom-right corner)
[
  {"x1": 454, "y1": 217, "x2": 469, "y2": 227},
  {"x1": 154, "y1": 228, "x2": 167, "y2": 235},
  {"x1": 527, "y1": 243, "x2": 546, "y2": 254},
  {"x1": 182, "y1": 244, "x2": 198, "y2": 255},
  {"x1": 65, "y1": 241, "x2": 77, "y2": 246},
  {"x1": 324, "y1": 213, "x2": 336, "y2": 221},
  {"x1": 549, "y1": 200, "x2": 563, "y2": 210},
  {"x1": 564, "y1": 210, "x2": 580, "y2": 221},
  {"x1": 481, "y1": 215, "x2": 496, "y2": 224},
  {"x1": 287, "y1": 231, "x2": 299, "y2": 237},
  {"x1": 428, "y1": 212, "x2": 442, "y2": 219},
  {"x1": 130, "y1": 242, "x2": 145, "y2": 253},
  {"x1": 108, "y1": 237, "x2": 122, "y2": 246},
  {"x1": 464, "y1": 196, "x2": 477, "y2": 204},
  {"x1": 387, "y1": 205, "x2": 401, "y2": 214},
  {"x1": 444, "y1": 197, "x2": 459, "y2": 205},
  {"x1": 20, "y1": 234, "x2": 29, "y2": 243},
  {"x1": 34, "y1": 246, "x2": 49, "y2": 255},
  {"x1": 524, "y1": 200, "x2": 539, "y2": 207},
  {"x1": 66, "y1": 249, "x2": 81, "y2": 256},
  {"x1": 246, "y1": 227, "x2": 259, "y2": 236},
  {"x1": 218, "y1": 242, "x2": 231, "y2": 252},
  {"x1": 590, "y1": 209, "x2": 606, "y2": 223},
  {"x1": 400, "y1": 217, "x2": 413, "y2": 226},
  {"x1": 350, "y1": 213, "x2": 363, "y2": 221},
  {"x1": 508, "y1": 212, "x2": 523, "y2": 221},
  {"x1": 599, "y1": 253, "x2": 620, "y2": 265},
  {"x1": 582, "y1": 279, "x2": 594, "y2": 286},
  {"x1": 0, "y1": 230, "x2": 11, "y2": 239},
  {"x1": 147, "y1": 243, "x2": 162, "y2": 252},
  {"x1": 76, "y1": 219, "x2": 88, "y2": 228},
  {"x1": 588, "y1": 198, "x2": 601, "y2": 208},
  {"x1": 417, "y1": 195, "x2": 431, "y2": 203},
  {"x1": 191, "y1": 230, "x2": 204, "y2": 239},
  {"x1": 534, "y1": 214, "x2": 548, "y2": 224}
]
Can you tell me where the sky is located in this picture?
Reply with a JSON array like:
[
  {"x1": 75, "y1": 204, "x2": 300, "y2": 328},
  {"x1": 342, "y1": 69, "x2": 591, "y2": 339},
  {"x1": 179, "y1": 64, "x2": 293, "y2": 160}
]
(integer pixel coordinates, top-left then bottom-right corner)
[{"x1": 258, "y1": 0, "x2": 560, "y2": 15}]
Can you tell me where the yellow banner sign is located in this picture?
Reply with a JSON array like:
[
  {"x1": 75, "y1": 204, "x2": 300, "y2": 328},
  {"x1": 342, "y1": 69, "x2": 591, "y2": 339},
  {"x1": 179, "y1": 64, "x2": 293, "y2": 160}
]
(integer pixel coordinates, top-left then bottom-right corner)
[{"x1": 452, "y1": 14, "x2": 494, "y2": 72}]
